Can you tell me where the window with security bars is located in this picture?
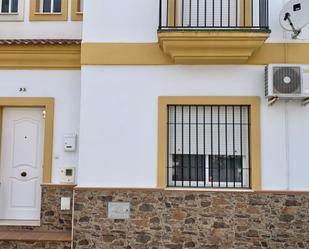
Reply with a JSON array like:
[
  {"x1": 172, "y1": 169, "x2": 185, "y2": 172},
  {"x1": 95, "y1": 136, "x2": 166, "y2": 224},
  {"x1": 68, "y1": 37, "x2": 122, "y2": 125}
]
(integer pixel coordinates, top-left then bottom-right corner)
[
  {"x1": 0, "y1": 0, "x2": 18, "y2": 13},
  {"x1": 167, "y1": 105, "x2": 250, "y2": 188},
  {"x1": 36, "y1": 0, "x2": 61, "y2": 13}
]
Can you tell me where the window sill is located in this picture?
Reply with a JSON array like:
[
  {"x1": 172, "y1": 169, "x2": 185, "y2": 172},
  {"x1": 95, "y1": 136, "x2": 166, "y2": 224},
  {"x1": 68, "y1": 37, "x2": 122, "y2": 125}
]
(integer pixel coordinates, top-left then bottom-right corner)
[
  {"x1": 0, "y1": 13, "x2": 18, "y2": 15},
  {"x1": 0, "y1": 220, "x2": 40, "y2": 226},
  {"x1": 34, "y1": 12, "x2": 62, "y2": 15},
  {"x1": 30, "y1": 12, "x2": 67, "y2": 21},
  {"x1": 165, "y1": 187, "x2": 254, "y2": 193}
]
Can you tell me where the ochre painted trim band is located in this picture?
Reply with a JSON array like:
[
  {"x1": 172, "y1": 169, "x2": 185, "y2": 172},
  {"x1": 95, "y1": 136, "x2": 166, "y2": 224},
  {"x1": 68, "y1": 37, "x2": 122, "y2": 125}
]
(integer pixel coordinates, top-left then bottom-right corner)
[
  {"x1": 82, "y1": 42, "x2": 309, "y2": 65},
  {"x1": 0, "y1": 44, "x2": 81, "y2": 69},
  {"x1": 2, "y1": 42, "x2": 309, "y2": 68},
  {"x1": 248, "y1": 43, "x2": 309, "y2": 64},
  {"x1": 81, "y1": 43, "x2": 171, "y2": 65}
]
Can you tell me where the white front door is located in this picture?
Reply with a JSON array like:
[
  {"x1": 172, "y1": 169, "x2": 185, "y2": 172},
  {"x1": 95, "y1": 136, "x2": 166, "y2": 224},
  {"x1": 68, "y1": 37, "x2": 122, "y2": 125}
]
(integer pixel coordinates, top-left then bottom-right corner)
[{"x1": 0, "y1": 108, "x2": 45, "y2": 224}]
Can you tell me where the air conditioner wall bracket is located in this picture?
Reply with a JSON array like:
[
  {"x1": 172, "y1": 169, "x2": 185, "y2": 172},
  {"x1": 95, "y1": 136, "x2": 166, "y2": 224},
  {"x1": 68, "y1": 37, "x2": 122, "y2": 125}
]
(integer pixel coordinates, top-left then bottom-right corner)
[
  {"x1": 303, "y1": 98, "x2": 309, "y2": 106},
  {"x1": 267, "y1": 97, "x2": 309, "y2": 107},
  {"x1": 267, "y1": 97, "x2": 279, "y2": 106}
]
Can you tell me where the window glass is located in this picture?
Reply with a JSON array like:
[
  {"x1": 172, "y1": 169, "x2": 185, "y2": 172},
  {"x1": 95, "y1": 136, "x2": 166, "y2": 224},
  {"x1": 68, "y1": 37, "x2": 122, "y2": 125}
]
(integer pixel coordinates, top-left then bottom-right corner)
[
  {"x1": 1, "y1": 0, "x2": 10, "y2": 13},
  {"x1": 172, "y1": 155, "x2": 205, "y2": 182},
  {"x1": 209, "y1": 155, "x2": 243, "y2": 183},
  {"x1": 43, "y1": 0, "x2": 51, "y2": 12},
  {"x1": 11, "y1": 0, "x2": 18, "y2": 12},
  {"x1": 41, "y1": 0, "x2": 61, "y2": 13},
  {"x1": 53, "y1": 0, "x2": 61, "y2": 13}
]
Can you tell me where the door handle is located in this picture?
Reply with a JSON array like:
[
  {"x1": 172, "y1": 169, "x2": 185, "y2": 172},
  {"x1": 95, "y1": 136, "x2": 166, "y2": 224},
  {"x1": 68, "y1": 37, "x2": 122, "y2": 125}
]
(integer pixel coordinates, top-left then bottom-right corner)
[{"x1": 21, "y1": 172, "x2": 27, "y2": 177}]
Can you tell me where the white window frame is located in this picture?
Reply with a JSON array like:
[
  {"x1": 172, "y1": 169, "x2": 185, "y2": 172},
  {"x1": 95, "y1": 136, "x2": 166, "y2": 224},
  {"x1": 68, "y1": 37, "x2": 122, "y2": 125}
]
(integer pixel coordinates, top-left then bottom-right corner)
[
  {"x1": 37, "y1": 0, "x2": 61, "y2": 14},
  {"x1": 0, "y1": 0, "x2": 24, "y2": 21}
]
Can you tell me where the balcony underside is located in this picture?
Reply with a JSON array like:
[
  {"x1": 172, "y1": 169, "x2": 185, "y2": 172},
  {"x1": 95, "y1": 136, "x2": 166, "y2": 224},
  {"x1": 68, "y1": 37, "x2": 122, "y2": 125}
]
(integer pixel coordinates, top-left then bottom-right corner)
[{"x1": 158, "y1": 31, "x2": 270, "y2": 64}]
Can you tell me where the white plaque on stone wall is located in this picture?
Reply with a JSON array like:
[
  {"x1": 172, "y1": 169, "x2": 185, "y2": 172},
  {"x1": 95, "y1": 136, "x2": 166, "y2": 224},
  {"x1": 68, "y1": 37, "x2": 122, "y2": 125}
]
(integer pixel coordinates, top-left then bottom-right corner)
[{"x1": 107, "y1": 202, "x2": 130, "y2": 220}]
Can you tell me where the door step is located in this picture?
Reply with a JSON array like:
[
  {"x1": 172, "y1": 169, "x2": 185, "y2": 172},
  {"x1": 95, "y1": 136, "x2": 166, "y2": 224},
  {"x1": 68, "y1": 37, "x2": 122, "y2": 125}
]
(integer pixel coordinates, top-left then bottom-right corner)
[
  {"x1": 0, "y1": 231, "x2": 71, "y2": 242},
  {"x1": 0, "y1": 220, "x2": 40, "y2": 226}
]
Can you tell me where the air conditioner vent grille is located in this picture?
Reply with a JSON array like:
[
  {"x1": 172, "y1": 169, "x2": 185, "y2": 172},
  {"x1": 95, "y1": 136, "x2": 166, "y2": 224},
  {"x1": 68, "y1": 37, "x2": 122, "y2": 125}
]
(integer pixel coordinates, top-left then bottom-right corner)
[{"x1": 273, "y1": 67, "x2": 301, "y2": 94}]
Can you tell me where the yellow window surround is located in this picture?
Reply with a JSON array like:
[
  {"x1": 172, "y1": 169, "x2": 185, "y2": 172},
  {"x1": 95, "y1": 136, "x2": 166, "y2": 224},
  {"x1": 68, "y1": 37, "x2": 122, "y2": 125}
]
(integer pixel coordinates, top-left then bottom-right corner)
[
  {"x1": 71, "y1": 0, "x2": 83, "y2": 21},
  {"x1": 30, "y1": 0, "x2": 68, "y2": 21},
  {"x1": 157, "y1": 96, "x2": 261, "y2": 191}
]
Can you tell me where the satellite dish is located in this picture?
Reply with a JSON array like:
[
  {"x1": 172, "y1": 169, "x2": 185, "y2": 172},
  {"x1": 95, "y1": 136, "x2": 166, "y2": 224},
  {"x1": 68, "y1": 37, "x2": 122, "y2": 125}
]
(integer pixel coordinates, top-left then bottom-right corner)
[{"x1": 279, "y1": 0, "x2": 309, "y2": 39}]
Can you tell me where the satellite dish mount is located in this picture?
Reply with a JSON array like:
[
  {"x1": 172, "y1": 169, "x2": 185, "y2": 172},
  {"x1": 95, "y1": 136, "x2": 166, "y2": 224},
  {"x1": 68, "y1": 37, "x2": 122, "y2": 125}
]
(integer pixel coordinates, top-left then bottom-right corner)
[{"x1": 283, "y1": 12, "x2": 301, "y2": 39}]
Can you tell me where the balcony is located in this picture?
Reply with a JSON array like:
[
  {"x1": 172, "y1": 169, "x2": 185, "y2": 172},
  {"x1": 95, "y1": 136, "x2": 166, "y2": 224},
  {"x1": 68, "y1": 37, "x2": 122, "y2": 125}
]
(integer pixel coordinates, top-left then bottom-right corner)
[{"x1": 158, "y1": 0, "x2": 271, "y2": 64}]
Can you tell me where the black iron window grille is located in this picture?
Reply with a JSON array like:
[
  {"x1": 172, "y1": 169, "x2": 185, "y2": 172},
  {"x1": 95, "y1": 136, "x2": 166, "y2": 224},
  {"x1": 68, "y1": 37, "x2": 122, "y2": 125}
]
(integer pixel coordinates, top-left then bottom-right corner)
[
  {"x1": 167, "y1": 105, "x2": 251, "y2": 188},
  {"x1": 159, "y1": 0, "x2": 269, "y2": 30}
]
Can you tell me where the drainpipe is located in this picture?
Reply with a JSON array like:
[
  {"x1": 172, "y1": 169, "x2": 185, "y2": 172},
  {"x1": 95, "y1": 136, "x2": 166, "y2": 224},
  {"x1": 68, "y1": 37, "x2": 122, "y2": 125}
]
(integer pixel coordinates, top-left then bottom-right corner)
[{"x1": 284, "y1": 101, "x2": 290, "y2": 190}]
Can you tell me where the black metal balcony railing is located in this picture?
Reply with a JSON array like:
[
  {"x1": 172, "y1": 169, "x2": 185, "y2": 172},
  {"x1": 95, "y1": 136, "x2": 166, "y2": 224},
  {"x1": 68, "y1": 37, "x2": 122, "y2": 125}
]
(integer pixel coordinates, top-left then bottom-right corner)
[{"x1": 159, "y1": 0, "x2": 269, "y2": 31}]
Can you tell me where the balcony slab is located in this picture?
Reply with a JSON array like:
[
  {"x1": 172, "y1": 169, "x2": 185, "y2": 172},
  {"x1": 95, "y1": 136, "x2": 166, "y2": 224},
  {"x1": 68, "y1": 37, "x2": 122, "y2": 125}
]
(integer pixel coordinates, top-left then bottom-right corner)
[{"x1": 158, "y1": 31, "x2": 270, "y2": 64}]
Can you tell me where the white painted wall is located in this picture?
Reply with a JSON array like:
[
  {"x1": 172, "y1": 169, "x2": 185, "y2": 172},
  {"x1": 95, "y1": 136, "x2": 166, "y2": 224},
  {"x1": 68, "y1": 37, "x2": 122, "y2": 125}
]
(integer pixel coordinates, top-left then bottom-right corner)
[
  {"x1": 0, "y1": 0, "x2": 82, "y2": 39},
  {"x1": 82, "y1": 0, "x2": 309, "y2": 43},
  {"x1": 78, "y1": 65, "x2": 309, "y2": 190},
  {"x1": 83, "y1": 0, "x2": 158, "y2": 42},
  {"x1": 0, "y1": 70, "x2": 81, "y2": 183},
  {"x1": 1, "y1": 0, "x2": 308, "y2": 41}
]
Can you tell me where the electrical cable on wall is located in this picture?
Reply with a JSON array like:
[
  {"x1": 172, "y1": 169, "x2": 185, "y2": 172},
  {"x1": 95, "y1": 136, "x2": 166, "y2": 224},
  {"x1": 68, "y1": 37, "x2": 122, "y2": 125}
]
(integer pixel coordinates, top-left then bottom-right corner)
[
  {"x1": 284, "y1": 101, "x2": 291, "y2": 190},
  {"x1": 294, "y1": 37, "x2": 309, "y2": 41}
]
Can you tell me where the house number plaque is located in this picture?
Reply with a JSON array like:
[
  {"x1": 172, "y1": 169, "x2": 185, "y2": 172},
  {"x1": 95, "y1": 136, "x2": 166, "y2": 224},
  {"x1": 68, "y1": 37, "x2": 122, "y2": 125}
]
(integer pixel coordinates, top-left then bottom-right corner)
[{"x1": 107, "y1": 202, "x2": 130, "y2": 220}]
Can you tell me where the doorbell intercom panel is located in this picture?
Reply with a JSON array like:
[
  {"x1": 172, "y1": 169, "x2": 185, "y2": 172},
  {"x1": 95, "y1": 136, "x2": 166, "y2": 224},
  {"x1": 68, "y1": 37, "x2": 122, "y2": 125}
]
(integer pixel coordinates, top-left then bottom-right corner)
[
  {"x1": 63, "y1": 134, "x2": 77, "y2": 152},
  {"x1": 60, "y1": 167, "x2": 76, "y2": 184}
]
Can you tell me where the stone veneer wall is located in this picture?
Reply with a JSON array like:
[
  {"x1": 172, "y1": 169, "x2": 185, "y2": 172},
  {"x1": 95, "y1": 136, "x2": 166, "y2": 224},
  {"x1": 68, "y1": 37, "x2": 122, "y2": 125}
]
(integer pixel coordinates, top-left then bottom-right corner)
[
  {"x1": 73, "y1": 189, "x2": 309, "y2": 249},
  {"x1": 0, "y1": 241, "x2": 71, "y2": 249},
  {"x1": 39, "y1": 184, "x2": 74, "y2": 231}
]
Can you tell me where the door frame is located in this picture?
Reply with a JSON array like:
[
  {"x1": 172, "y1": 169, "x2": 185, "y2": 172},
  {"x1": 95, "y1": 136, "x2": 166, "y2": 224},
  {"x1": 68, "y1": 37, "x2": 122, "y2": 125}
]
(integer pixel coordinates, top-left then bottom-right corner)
[{"x1": 0, "y1": 97, "x2": 54, "y2": 183}]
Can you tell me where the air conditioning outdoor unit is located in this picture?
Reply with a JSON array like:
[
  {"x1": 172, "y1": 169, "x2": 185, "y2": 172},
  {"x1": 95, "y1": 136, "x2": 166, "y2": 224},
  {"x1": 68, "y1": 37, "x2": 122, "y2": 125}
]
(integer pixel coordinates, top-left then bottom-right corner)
[{"x1": 265, "y1": 64, "x2": 309, "y2": 99}]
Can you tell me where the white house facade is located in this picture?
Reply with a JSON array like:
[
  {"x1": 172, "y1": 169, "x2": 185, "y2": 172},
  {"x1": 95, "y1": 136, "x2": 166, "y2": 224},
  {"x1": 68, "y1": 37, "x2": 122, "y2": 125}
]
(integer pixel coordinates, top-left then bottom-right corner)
[{"x1": 0, "y1": 0, "x2": 309, "y2": 248}]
